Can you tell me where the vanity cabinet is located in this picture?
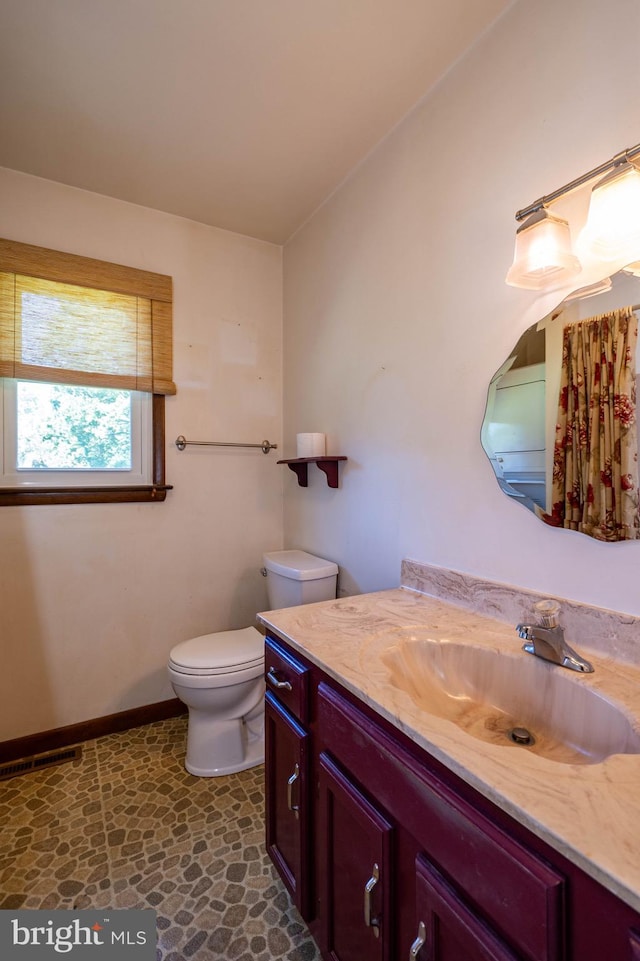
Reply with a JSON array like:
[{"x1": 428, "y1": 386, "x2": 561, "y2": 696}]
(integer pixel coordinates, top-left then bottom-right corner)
[
  {"x1": 264, "y1": 636, "x2": 312, "y2": 920},
  {"x1": 263, "y1": 632, "x2": 640, "y2": 961},
  {"x1": 317, "y1": 681, "x2": 564, "y2": 961}
]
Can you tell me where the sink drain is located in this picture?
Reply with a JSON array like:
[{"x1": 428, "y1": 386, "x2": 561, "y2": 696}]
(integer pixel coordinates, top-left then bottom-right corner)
[{"x1": 508, "y1": 726, "x2": 535, "y2": 746}]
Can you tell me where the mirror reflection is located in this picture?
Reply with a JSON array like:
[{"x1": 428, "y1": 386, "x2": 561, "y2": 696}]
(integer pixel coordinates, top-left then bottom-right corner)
[{"x1": 482, "y1": 270, "x2": 640, "y2": 541}]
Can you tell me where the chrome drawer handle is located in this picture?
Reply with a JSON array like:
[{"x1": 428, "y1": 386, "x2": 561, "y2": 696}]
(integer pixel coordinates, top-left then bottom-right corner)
[
  {"x1": 409, "y1": 921, "x2": 426, "y2": 960},
  {"x1": 267, "y1": 667, "x2": 292, "y2": 691},
  {"x1": 287, "y1": 762, "x2": 300, "y2": 819},
  {"x1": 364, "y1": 863, "x2": 381, "y2": 938}
]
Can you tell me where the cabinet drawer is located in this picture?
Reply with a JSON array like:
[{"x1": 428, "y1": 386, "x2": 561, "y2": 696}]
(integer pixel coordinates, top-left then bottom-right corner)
[
  {"x1": 318, "y1": 682, "x2": 565, "y2": 961},
  {"x1": 265, "y1": 636, "x2": 310, "y2": 723}
]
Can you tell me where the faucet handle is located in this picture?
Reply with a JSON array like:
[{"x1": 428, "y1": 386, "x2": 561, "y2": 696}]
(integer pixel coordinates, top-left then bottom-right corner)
[{"x1": 534, "y1": 599, "x2": 560, "y2": 628}]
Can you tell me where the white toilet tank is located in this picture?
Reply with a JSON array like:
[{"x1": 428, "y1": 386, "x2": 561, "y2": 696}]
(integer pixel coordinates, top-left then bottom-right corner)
[{"x1": 263, "y1": 549, "x2": 338, "y2": 609}]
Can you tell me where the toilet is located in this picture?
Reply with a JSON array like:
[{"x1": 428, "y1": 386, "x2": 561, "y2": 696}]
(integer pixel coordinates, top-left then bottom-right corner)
[{"x1": 168, "y1": 550, "x2": 338, "y2": 777}]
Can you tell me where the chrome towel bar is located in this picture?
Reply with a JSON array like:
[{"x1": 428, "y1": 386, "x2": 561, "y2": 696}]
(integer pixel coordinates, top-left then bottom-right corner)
[{"x1": 175, "y1": 435, "x2": 277, "y2": 454}]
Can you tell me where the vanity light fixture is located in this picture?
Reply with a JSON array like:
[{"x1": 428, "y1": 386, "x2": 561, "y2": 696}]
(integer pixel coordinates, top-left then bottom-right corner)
[
  {"x1": 576, "y1": 161, "x2": 640, "y2": 263},
  {"x1": 505, "y1": 207, "x2": 580, "y2": 290},
  {"x1": 623, "y1": 261, "x2": 640, "y2": 277},
  {"x1": 506, "y1": 142, "x2": 640, "y2": 291}
]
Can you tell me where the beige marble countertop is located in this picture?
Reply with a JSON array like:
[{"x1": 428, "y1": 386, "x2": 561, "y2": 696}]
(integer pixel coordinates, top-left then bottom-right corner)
[{"x1": 258, "y1": 587, "x2": 640, "y2": 914}]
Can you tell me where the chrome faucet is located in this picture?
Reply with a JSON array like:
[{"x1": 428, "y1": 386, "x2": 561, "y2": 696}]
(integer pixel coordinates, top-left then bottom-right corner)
[{"x1": 516, "y1": 600, "x2": 594, "y2": 674}]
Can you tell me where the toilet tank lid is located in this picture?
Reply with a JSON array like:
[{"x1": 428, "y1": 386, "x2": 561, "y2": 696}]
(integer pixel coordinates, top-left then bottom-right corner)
[
  {"x1": 263, "y1": 549, "x2": 338, "y2": 581},
  {"x1": 169, "y1": 626, "x2": 263, "y2": 672}
]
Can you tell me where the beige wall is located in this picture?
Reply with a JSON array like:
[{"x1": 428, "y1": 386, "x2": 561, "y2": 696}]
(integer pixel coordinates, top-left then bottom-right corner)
[
  {"x1": 282, "y1": 0, "x2": 640, "y2": 613},
  {"x1": 0, "y1": 168, "x2": 283, "y2": 740},
  {"x1": 4, "y1": 0, "x2": 640, "y2": 742}
]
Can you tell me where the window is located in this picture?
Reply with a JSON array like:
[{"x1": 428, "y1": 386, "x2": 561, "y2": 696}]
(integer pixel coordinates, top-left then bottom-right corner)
[
  {"x1": 2, "y1": 380, "x2": 151, "y2": 486},
  {"x1": 0, "y1": 238, "x2": 175, "y2": 505}
]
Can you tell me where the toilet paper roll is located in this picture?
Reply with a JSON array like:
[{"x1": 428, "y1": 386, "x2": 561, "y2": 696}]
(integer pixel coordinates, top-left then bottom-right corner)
[{"x1": 296, "y1": 432, "x2": 326, "y2": 458}]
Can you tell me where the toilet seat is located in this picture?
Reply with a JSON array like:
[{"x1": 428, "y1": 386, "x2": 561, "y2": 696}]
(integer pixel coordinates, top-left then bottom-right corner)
[{"x1": 169, "y1": 625, "x2": 264, "y2": 676}]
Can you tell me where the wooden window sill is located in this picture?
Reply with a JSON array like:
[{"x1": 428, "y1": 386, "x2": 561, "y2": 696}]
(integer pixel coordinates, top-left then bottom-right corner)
[{"x1": 0, "y1": 485, "x2": 173, "y2": 506}]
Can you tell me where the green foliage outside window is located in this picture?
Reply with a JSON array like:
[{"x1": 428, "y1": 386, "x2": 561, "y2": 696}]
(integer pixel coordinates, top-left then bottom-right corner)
[{"x1": 16, "y1": 382, "x2": 132, "y2": 471}]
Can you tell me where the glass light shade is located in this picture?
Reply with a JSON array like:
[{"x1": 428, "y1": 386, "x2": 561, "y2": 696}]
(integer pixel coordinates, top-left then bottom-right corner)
[
  {"x1": 576, "y1": 163, "x2": 640, "y2": 263},
  {"x1": 505, "y1": 209, "x2": 581, "y2": 290},
  {"x1": 623, "y1": 261, "x2": 640, "y2": 277}
]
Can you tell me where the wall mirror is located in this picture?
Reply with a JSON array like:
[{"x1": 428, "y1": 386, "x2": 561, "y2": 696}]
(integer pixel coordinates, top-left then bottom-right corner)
[{"x1": 481, "y1": 268, "x2": 640, "y2": 541}]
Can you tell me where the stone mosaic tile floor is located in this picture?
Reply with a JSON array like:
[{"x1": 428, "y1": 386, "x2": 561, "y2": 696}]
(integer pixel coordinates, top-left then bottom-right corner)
[{"x1": 0, "y1": 717, "x2": 322, "y2": 960}]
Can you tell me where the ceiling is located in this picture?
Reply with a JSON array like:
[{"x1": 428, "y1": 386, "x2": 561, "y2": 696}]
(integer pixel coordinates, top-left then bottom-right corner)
[{"x1": 0, "y1": 0, "x2": 512, "y2": 244}]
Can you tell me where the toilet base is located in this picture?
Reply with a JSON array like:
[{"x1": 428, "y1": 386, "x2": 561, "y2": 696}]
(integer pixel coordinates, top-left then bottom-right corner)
[
  {"x1": 185, "y1": 734, "x2": 264, "y2": 777},
  {"x1": 184, "y1": 705, "x2": 265, "y2": 778}
]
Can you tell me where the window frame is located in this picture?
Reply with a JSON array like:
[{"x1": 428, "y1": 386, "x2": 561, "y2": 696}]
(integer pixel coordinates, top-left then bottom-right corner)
[
  {"x1": 0, "y1": 238, "x2": 174, "y2": 506},
  {"x1": 2, "y1": 380, "x2": 152, "y2": 488},
  {"x1": 0, "y1": 394, "x2": 169, "y2": 505}
]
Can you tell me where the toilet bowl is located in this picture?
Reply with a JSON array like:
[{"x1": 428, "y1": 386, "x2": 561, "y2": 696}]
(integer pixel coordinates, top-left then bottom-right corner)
[
  {"x1": 168, "y1": 626, "x2": 265, "y2": 777},
  {"x1": 168, "y1": 549, "x2": 338, "y2": 777}
]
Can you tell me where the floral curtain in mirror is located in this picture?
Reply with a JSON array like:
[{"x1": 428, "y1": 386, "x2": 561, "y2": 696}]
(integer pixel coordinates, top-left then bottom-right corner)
[{"x1": 546, "y1": 307, "x2": 639, "y2": 540}]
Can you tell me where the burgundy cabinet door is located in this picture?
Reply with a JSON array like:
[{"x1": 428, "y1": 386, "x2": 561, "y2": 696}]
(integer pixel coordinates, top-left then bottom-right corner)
[
  {"x1": 265, "y1": 691, "x2": 311, "y2": 919},
  {"x1": 413, "y1": 854, "x2": 522, "y2": 961},
  {"x1": 318, "y1": 751, "x2": 394, "y2": 961}
]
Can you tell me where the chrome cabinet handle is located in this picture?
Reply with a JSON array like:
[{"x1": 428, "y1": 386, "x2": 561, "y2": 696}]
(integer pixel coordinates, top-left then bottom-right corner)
[
  {"x1": 267, "y1": 667, "x2": 292, "y2": 691},
  {"x1": 364, "y1": 863, "x2": 381, "y2": 938},
  {"x1": 287, "y1": 762, "x2": 300, "y2": 819},
  {"x1": 409, "y1": 921, "x2": 426, "y2": 960}
]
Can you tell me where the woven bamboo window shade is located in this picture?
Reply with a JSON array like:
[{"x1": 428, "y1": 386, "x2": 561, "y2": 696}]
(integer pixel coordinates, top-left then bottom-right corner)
[{"x1": 0, "y1": 238, "x2": 175, "y2": 395}]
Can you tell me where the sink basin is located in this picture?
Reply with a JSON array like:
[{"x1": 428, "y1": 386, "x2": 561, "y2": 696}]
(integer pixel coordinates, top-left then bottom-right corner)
[{"x1": 381, "y1": 635, "x2": 640, "y2": 765}]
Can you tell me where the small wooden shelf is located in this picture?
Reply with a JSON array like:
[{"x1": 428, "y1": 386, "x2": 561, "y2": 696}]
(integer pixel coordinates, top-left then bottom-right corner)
[{"x1": 277, "y1": 456, "x2": 347, "y2": 489}]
